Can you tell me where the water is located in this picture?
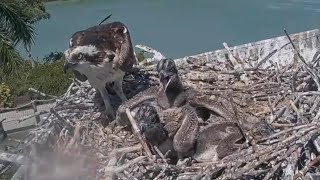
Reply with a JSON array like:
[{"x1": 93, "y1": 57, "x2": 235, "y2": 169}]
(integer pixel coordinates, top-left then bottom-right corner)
[{"x1": 23, "y1": 0, "x2": 320, "y2": 59}]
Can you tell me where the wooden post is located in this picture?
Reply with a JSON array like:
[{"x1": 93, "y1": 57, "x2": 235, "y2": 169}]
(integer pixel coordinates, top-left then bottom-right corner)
[
  {"x1": 32, "y1": 101, "x2": 40, "y2": 124},
  {"x1": 0, "y1": 118, "x2": 7, "y2": 140}
]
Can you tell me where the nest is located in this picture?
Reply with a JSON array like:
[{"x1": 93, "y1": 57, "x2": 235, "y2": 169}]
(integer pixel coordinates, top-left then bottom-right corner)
[{"x1": 4, "y1": 36, "x2": 320, "y2": 180}]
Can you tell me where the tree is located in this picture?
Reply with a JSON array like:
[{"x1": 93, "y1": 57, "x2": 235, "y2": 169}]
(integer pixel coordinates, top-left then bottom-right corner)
[{"x1": 0, "y1": 0, "x2": 49, "y2": 73}]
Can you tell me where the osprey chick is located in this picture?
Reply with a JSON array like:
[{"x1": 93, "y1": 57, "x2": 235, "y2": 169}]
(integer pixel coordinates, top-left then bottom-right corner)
[{"x1": 63, "y1": 22, "x2": 135, "y2": 119}]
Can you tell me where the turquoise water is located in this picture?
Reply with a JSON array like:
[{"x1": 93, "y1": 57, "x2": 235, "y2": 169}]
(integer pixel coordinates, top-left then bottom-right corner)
[{"x1": 23, "y1": 0, "x2": 320, "y2": 59}]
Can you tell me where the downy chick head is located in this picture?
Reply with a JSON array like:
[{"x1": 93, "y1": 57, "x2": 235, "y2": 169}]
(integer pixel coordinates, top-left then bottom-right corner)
[
  {"x1": 135, "y1": 103, "x2": 168, "y2": 147},
  {"x1": 156, "y1": 58, "x2": 181, "y2": 93}
]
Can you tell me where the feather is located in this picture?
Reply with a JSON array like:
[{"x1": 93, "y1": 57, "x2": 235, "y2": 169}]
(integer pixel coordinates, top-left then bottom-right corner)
[{"x1": 63, "y1": 21, "x2": 135, "y2": 120}]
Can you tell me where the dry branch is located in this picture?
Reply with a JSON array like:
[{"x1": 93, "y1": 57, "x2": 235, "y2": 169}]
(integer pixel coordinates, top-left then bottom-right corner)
[{"x1": 125, "y1": 108, "x2": 154, "y2": 160}]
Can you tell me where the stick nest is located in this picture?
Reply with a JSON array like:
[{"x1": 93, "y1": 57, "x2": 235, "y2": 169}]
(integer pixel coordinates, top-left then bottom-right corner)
[{"x1": 7, "y1": 47, "x2": 320, "y2": 180}]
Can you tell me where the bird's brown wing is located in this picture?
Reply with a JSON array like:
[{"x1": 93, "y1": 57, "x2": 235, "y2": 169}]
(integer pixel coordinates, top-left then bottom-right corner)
[
  {"x1": 67, "y1": 22, "x2": 125, "y2": 81},
  {"x1": 70, "y1": 22, "x2": 135, "y2": 72},
  {"x1": 115, "y1": 86, "x2": 159, "y2": 126}
]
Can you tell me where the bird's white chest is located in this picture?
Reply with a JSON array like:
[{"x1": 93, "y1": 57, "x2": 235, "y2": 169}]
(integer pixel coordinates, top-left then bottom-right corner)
[{"x1": 74, "y1": 62, "x2": 125, "y2": 88}]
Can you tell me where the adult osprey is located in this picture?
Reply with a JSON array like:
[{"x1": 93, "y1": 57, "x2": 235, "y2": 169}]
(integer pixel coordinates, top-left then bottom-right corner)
[{"x1": 63, "y1": 22, "x2": 136, "y2": 120}]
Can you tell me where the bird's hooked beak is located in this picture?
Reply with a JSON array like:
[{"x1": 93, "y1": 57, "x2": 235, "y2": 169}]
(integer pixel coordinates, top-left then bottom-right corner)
[
  {"x1": 63, "y1": 49, "x2": 78, "y2": 74},
  {"x1": 159, "y1": 71, "x2": 173, "y2": 92},
  {"x1": 63, "y1": 61, "x2": 77, "y2": 74}
]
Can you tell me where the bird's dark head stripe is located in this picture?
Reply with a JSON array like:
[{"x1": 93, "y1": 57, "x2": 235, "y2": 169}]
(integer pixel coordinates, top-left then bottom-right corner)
[
  {"x1": 66, "y1": 45, "x2": 117, "y2": 65},
  {"x1": 72, "y1": 50, "x2": 107, "y2": 64},
  {"x1": 157, "y1": 59, "x2": 178, "y2": 75}
]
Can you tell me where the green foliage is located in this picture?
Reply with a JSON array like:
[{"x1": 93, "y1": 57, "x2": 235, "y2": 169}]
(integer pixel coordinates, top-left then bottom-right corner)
[
  {"x1": 26, "y1": 59, "x2": 72, "y2": 96},
  {"x1": 0, "y1": 83, "x2": 13, "y2": 107},
  {"x1": 0, "y1": 0, "x2": 49, "y2": 73},
  {"x1": 11, "y1": 0, "x2": 50, "y2": 23},
  {"x1": 43, "y1": 51, "x2": 64, "y2": 64},
  {"x1": 0, "y1": 58, "x2": 73, "y2": 107},
  {"x1": 136, "y1": 50, "x2": 146, "y2": 62}
]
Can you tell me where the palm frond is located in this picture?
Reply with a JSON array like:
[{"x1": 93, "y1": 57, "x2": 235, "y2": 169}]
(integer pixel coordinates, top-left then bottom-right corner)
[
  {"x1": 0, "y1": 25, "x2": 11, "y2": 45},
  {"x1": 0, "y1": 37, "x2": 23, "y2": 74},
  {"x1": 0, "y1": 1, "x2": 36, "y2": 51}
]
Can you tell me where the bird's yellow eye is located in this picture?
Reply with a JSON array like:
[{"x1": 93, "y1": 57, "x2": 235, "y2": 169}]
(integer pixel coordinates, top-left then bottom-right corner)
[{"x1": 78, "y1": 53, "x2": 83, "y2": 60}]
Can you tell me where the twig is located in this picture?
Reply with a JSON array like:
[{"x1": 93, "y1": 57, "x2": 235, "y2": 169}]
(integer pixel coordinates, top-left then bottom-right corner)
[
  {"x1": 219, "y1": 42, "x2": 289, "y2": 74},
  {"x1": 269, "y1": 95, "x2": 301, "y2": 124},
  {"x1": 125, "y1": 108, "x2": 154, "y2": 160},
  {"x1": 257, "y1": 124, "x2": 314, "y2": 143},
  {"x1": 284, "y1": 147, "x2": 302, "y2": 179},
  {"x1": 222, "y1": 42, "x2": 241, "y2": 68},
  {"x1": 154, "y1": 145, "x2": 167, "y2": 163},
  {"x1": 103, "y1": 156, "x2": 146, "y2": 180},
  {"x1": 28, "y1": 88, "x2": 58, "y2": 98},
  {"x1": 63, "y1": 80, "x2": 75, "y2": 99},
  {"x1": 262, "y1": 163, "x2": 281, "y2": 180},
  {"x1": 289, "y1": 99, "x2": 301, "y2": 117},
  {"x1": 64, "y1": 122, "x2": 81, "y2": 152},
  {"x1": 294, "y1": 154, "x2": 320, "y2": 179},
  {"x1": 154, "y1": 164, "x2": 168, "y2": 180},
  {"x1": 284, "y1": 28, "x2": 320, "y2": 90},
  {"x1": 312, "y1": 50, "x2": 320, "y2": 65}
]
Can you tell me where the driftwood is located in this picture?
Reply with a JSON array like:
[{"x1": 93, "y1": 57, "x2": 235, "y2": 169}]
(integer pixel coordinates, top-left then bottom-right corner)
[
  {"x1": 135, "y1": 44, "x2": 166, "y2": 67},
  {"x1": 2, "y1": 35, "x2": 320, "y2": 179}
]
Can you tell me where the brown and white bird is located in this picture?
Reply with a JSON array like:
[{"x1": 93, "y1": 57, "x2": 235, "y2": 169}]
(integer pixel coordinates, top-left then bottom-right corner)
[
  {"x1": 135, "y1": 103, "x2": 169, "y2": 148},
  {"x1": 63, "y1": 21, "x2": 135, "y2": 119}
]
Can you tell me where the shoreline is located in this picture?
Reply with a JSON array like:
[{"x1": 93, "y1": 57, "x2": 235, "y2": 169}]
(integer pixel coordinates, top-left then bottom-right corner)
[
  {"x1": 43, "y1": 0, "x2": 71, "y2": 2},
  {"x1": 43, "y1": 0, "x2": 65, "y2": 2},
  {"x1": 43, "y1": 0, "x2": 81, "y2": 5}
]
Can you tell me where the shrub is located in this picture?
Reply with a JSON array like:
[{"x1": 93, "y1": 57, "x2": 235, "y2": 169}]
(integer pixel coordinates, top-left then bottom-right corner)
[
  {"x1": 43, "y1": 51, "x2": 64, "y2": 64},
  {"x1": 25, "y1": 59, "x2": 72, "y2": 96},
  {"x1": 0, "y1": 83, "x2": 13, "y2": 108},
  {"x1": 0, "y1": 58, "x2": 73, "y2": 107}
]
